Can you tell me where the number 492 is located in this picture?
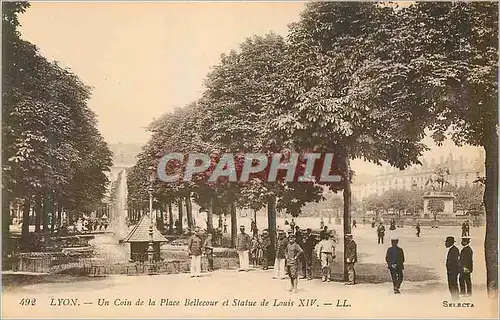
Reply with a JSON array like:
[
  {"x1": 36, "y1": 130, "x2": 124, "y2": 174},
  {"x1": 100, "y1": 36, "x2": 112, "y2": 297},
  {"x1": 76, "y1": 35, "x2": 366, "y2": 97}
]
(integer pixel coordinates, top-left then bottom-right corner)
[{"x1": 19, "y1": 298, "x2": 36, "y2": 306}]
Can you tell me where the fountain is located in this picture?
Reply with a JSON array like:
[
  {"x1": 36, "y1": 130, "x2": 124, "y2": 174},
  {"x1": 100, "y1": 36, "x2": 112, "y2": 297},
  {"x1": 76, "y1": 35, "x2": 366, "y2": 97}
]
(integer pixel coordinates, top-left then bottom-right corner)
[
  {"x1": 113, "y1": 170, "x2": 129, "y2": 241},
  {"x1": 89, "y1": 170, "x2": 130, "y2": 264}
]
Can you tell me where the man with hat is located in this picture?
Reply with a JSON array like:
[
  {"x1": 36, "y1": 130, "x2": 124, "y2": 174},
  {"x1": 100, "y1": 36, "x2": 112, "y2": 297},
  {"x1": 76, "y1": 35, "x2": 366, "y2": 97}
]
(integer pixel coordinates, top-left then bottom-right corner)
[
  {"x1": 385, "y1": 235, "x2": 405, "y2": 294},
  {"x1": 377, "y1": 222, "x2": 386, "y2": 244},
  {"x1": 274, "y1": 230, "x2": 289, "y2": 279},
  {"x1": 459, "y1": 236, "x2": 473, "y2": 296},
  {"x1": 187, "y1": 227, "x2": 203, "y2": 277},
  {"x1": 445, "y1": 236, "x2": 460, "y2": 300},
  {"x1": 345, "y1": 234, "x2": 357, "y2": 285},
  {"x1": 285, "y1": 233, "x2": 303, "y2": 293},
  {"x1": 316, "y1": 232, "x2": 336, "y2": 282},
  {"x1": 237, "y1": 225, "x2": 251, "y2": 271},
  {"x1": 260, "y1": 230, "x2": 271, "y2": 270},
  {"x1": 301, "y1": 228, "x2": 316, "y2": 280}
]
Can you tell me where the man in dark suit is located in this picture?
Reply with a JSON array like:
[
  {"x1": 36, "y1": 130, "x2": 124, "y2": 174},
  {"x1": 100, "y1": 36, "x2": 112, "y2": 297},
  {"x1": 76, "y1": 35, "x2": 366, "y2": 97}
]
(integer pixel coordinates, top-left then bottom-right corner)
[
  {"x1": 459, "y1": 236, "x2": 473, "y2": 296},
  {"x1": 301, "y1": 228, "x2": 316, "y2": 280},
  {"x1": 377, "y1": 223, "x2": 385, "y2": 244},
  {"x1": 445, "y1": 236, "x2": 460, "y2": 300},
  {"x1": 386, "y1": 236, "x2": 405, "y2": 294}
]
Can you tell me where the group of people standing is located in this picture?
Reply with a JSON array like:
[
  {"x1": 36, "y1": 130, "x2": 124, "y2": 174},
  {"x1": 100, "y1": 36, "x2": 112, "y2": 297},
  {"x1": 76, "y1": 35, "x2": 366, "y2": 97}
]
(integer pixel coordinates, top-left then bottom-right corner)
[
  {"x1": 186, "y1": 220, "x2": 360, "y2": 293},
  {"x1": 382, "y1": 233, "x2": 474, "y2": 298},
  {"x1": 239, "y1": 222, "x2": 358, "y2": 292},
  {"x1": 187, "y1": 217, "x2": 474, "y2": 298},
  {"x1": 445, "y1": 235, "x2": 474, "y2": 299}
]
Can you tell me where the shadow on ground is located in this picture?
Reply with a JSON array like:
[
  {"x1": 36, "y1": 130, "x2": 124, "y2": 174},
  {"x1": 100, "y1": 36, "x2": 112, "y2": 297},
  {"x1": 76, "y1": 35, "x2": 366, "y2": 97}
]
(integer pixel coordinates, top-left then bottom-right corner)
[
  {"x1": 310, "y1": 251, "x2": 440, "y2": 284},
  {"x1": 2, "y1": 270, "x2": 107, "y2": 290}
]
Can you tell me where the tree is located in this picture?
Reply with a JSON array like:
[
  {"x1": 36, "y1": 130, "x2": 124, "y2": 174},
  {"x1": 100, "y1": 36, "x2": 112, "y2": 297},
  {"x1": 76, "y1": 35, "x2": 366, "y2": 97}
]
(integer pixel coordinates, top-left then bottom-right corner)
[
  {"x1": 427, "y1": 199, "x2": 445, "y2": 221},
  {"x1": 197, "y1": 34, "x2": 331, "y2": 253},
  {"x1": 355, "y1": 2, "x2": 498, "y2": 295},
  {"x1": 2, "y1": 2, "x2": 112, "y2": 250},
  {"x1": 261, "y1": 2, "x2": 436, "y2": 279}
]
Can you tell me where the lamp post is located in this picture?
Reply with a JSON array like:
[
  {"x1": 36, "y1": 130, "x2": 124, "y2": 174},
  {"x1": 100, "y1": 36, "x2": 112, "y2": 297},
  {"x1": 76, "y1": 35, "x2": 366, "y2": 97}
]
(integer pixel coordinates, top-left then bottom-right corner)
[{"x1": 147, "y1": 166, "x2": 155, "y2": 264}]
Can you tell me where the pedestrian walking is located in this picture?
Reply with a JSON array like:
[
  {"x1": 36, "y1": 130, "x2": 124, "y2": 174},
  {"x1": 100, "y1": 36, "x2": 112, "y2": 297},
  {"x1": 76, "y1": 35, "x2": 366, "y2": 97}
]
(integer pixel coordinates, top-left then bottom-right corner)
[
  {"x1": 301, "y1": 228, "x2": 316, "y2": 280},
  {"x1": 345, "y1": 234, "x2": 357, "y2": 285},
  {"x1": 204, "y1": 232, "x2": 214, "y2": 272},
  {"x1": 371, "y1": 217, "x2": 376, "y2": 228},
  {"x1": 285, "y1": 233, "x2": 303, "y2": 293},
  {"x1": 352, "y1": 219, "x2": 357, "y2": 228},
  {"x1": 416, "y1": 221, "x2": 421, "y2": 237},
  {"x1": 237, "y1": 225, "x2": 251, "y2": 271},
  {"x1": 316, "y1": 232, "x2": 336, "y2": 282},
  {"x1": 459, "y1": 236, "x2": 473, "y2": 296},
  {"x1": 461, "y1": 221, "x2": 469, "y2": 237},
  {"x1": 320, "y1": 218, "x2": 325, "y2": 230},
  {"x1": 223, "y1": 218, "x2": 228, "y2": 233},
  {"x1": 274, "y1": 230, "x2": 288, "y2": 279},
  {"x1": 445, "y1": 236, "x2": 460, "y2": 300},
  {"x1": 385, "y1": 236, "x2": 405, "y2": 294},
  {"x1": 290, "y1": 218, "x2": 296, "y2": 232},
  {"x1": 187, "y1": 227, "x2": 203, "y2": 277},
  {"x1": 377, "y1": 222, "x2": 385, "y2": 244}
]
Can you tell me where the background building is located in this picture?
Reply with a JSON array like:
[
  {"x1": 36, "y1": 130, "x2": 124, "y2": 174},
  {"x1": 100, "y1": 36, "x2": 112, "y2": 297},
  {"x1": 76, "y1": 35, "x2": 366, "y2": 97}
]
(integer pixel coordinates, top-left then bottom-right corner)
[{"x1": 352, "y1": 150, "x2": 485, "y2": 200}]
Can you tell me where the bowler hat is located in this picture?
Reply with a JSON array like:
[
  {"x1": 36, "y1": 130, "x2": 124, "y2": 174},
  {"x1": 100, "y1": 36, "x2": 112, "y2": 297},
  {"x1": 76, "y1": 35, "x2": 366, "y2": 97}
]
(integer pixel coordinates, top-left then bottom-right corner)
[{"x1": 445, "y1": 236, "x2": 455, "y2": 243}]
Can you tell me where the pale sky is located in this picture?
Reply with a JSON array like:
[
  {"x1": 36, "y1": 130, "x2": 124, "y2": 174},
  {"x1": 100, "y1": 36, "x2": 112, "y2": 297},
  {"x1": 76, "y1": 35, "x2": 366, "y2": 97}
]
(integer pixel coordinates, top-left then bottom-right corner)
[
  {"x1": 17, "y1": 1, "x2": 481, "y2": 175},
  {"x1": 19, "y1": 1, "x2": 306, "y2": 144}
]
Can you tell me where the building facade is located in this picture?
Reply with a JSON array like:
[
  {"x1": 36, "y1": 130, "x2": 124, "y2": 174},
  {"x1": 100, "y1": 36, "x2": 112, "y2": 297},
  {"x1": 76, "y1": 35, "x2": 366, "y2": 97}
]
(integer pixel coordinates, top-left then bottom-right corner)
[{"x1": 352, "y1": 151, "x2": 485, "y2": 200}]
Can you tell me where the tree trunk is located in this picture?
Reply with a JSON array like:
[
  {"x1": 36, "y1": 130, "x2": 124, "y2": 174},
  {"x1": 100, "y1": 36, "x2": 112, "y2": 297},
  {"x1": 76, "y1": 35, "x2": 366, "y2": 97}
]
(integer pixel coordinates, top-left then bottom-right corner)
[
  {"x1": 58, "y1": 206, "x2": 63, "y2": 227},
  {"x1": 267, "y1": 194, "x2": 277, "y2": 262},
  {"x1": 343, "y1": 154, "x2": 352, "y2": 282},
  {"x1": 21, "y1": 197, "x2": 31, "y2": 247},
  {"x1": 168, "y1": 202, "x2": 174, "y2": 233},
  {"x1": 253, "y1": 210, "x2": 257, "y2": 229},
  {"x1": 42, "y1": 194, "x2": 50, "y2": 233},
  {"x1": 34, "y1": 195, "x2": 42, "y2": 232},
  {"x1": 51, "y1": 204, "x2": 57, "y2": 234},
  {"x1": 178, "y1": 199, "x2": 183, "y2": 233},
  {"x1": 207, "y1": 197, "x2": 214, "y2": 234},
  {"x1": 484, "y1": 127, "x2": 498, "y2": 298},
  {"x1": 2, "y1": 191, "x2": 11, "y2": 257},
  {"x1": 230, "y1": 201, "x2": 237, "y2": 248},
  {"x1": 185, "y1": 195, "x2": 193, "y2": 229},
  {"x1": 58, "y1": 206, "x2": 63, "y2": 228},
  {"x1": 156, "y1": 205, "x2": 164, "y2": 232},
  {"x1": 68, "y1": 209, "x2": 74, "y2": 225}
]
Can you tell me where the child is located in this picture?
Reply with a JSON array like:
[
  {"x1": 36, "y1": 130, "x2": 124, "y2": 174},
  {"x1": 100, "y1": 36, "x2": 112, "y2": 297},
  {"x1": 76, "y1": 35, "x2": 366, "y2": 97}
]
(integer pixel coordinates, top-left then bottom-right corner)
[
  {"x1": 250, "y1": 236, "x2": 260, "y2": 267},
  {"x1": 285, "y1": 233, "x2": 303, "y2": 293}
]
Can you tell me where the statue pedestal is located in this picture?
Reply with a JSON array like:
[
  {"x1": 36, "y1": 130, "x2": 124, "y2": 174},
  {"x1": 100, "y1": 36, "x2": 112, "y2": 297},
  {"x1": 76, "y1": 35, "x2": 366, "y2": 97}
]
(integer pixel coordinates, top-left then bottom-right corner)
[{"x1": 422, "y1": 191, "x2": 455, "y2": 218}]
